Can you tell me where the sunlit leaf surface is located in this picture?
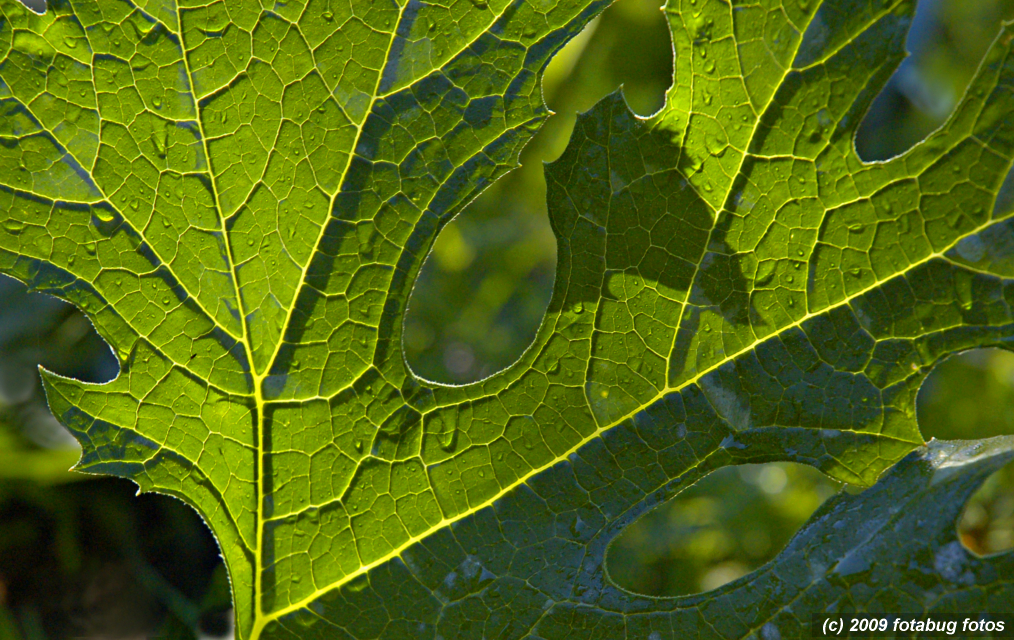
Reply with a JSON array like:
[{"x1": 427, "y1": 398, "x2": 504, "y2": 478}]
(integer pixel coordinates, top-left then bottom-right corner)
[{"x1": 1, "y1": 0, "x2": 1012, "y2": 636}]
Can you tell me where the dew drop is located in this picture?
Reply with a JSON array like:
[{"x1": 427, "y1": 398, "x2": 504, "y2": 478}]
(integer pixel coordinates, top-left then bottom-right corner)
[
  {"x1": 322, "y1": 10, "x2": 334, "y2": 20},
  {"x1": 2, "y1": 219, "x2": 25, "y2": 235},
  {"x1": 130, "y1": 198, "x2": 140, "y2": 211},
  {"x1": 346, "y1": 575, "x2": 369, "y2": 593},
  {"x1": 152, "y1": 131, "x2": 167, "y2": 158},
  {"x1": 152, "y1": 96, "x2": 162, "y2": 109},
  {"x1": 705, "y1": 132, "x2": 725, "y2": 156},
  {"x1": 439, "y1": 427, "x2": 458, "y2": 452},
  {"x1": 569, "y1": 515, "x2": 584, "y2": 538},
  {"x1": 955, "y1": 271, "x2": 974, "y2": 311}
]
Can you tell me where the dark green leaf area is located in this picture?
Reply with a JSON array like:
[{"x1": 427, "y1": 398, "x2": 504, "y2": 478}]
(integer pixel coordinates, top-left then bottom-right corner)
[{"x1": 262, "y1": 438, "x2": 1014, "y2": 640}]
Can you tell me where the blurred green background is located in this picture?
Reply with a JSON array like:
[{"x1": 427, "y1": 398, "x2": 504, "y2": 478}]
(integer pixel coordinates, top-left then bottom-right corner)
[{"x1": 2, "y1": 0, "x2": 1014, "y2": 636}]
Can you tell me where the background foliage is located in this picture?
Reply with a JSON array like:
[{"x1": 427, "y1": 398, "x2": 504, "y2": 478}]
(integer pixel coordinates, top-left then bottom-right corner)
[{"x1": 0, "y1": 0, "x2": 1012, "y2": 636}]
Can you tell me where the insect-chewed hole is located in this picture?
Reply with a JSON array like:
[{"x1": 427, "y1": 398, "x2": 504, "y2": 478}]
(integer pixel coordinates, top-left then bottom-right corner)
[
  {"x1": 917, "y1": 347, "x2": 1014, "y2": 557},
  {"x1": 15, "y1": 0, "x2": 46, "y2": 14},
  {"x1": 605, "y1": 462, "x2": 840, "y2": 597},
  {"x1": 856, "y1": 0, "x2": 1014, "y2": 161},
  {"x1": 958, "y1": 461, "x2": 1014, "y2": 557},
  {"x1": 403, "y1": 0, "x2": 672, "y2": 384}
]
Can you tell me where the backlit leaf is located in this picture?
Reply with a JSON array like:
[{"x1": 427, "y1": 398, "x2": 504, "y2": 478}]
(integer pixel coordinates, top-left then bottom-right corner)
[{"x1": 1, "y1": 0, "x2": 1012, "y2": 637}]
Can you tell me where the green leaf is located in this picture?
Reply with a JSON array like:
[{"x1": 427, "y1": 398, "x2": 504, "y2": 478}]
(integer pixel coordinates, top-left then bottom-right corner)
[{"x1": 0, "y1": 0, "x2": 1012, "y2": 637}]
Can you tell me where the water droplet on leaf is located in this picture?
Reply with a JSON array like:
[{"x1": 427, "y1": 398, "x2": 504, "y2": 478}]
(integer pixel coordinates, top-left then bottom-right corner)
[
  {"x1": 439, "y1": 427, "x2": 458, "y2": 452},
  {"x1": 2, "y1": 219, "x2": 25, "y2": 235}
]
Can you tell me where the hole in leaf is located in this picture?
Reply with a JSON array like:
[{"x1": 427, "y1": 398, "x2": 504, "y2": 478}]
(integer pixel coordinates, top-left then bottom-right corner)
[
  {"x1": 918, "y1": 348, "x2": 1014, "y2": 441},
  {"x1": 15, "y1": 0, "x2": 45, "y2": 14},
  {"x1": 958, "y1": 460, "x2": 1014, "y2": 557},
  {"x1": 856, "y1": 0, "x2": 1014, "y2": 161},
  {"x1": 606, "y1": 462, "x2": 841, "y2": 597},
  {"x1": 404, "y1": 0, "x2": 672, "y2": 384},
  {"x1": 917, "y1": 347, "x2": 1014, "y2": 557}
]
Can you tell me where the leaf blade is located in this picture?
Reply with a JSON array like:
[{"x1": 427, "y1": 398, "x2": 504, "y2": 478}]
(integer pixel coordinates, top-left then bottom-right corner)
[{"x1": 1, "y1": 0, "x2": 1013, "y2": 637}]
